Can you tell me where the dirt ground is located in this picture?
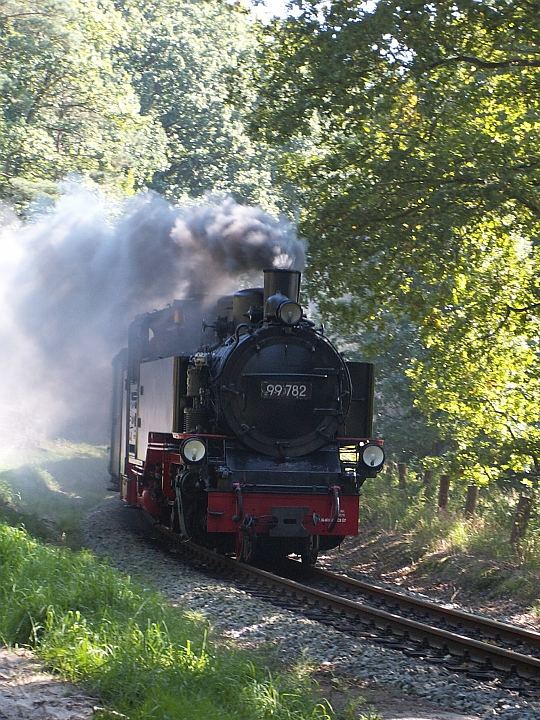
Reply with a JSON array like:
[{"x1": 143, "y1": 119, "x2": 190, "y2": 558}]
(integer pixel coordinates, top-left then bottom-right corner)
[{"x1": 0, "y1": 648, "x2": 96, "y2": 720}]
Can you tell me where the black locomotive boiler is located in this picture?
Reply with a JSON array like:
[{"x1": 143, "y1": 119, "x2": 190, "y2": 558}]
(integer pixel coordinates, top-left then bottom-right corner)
[{"x1": 109, "y1": 269, "x2": 384, "y2": 564}]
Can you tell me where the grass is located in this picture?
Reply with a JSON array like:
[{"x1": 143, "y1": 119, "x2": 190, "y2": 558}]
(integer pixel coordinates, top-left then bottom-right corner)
[
  {"x1": 358, "y1": 468, "x2": 540, "y2": 606},
  {"x1": 0, "y1": 440, "x2": 113, "y2": 546},
  {"x1": 0, "y1": 521, "x2": 369, "y2": 720},
  {"x1": 0, "y1": 441, "x2": 381, "y2": 719}
]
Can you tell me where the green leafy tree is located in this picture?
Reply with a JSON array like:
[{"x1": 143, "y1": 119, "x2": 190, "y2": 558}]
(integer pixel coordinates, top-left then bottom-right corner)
[
  {"x1": 0, "y1": 0, "x2": 167, "y2": 206},
  {"x1": 253, "y1": 1, "x2": 540, "y2": 520},
  {"x1": 324, "y1": 308, "x2": 442, "y2": 463},
  {"x1": 115, "y1": 0, "x2": 286, "y2": 210}
]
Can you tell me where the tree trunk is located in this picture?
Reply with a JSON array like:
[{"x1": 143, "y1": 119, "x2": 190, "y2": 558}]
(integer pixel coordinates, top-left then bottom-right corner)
[
  {"x1": 464, "y1": 485, "x2": 479, "y2": 517},
  {"x1": 437, "y1": 474, "x2": 450, "y2": 512},
  {"x1": 510, "y1": 494, "x2": 533, "y2": 546},
  {"x1": 397, "y1": 462, "x2": 407, "y2": 490}
]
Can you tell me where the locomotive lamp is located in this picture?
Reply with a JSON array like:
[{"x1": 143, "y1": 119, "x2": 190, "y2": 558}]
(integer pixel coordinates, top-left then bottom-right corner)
[
  {"x1": 264, "y1": 292, "x2": 303, "y2": 325},
  {"x1": 181, "y1": 438, "x2": 206, "y2": 463},
  {"x1": 360, "y1": 443, "x2": 385, "y2": 470},
  {"x1": 277, "y1": 300, "x2": 303, "y2": 325}
]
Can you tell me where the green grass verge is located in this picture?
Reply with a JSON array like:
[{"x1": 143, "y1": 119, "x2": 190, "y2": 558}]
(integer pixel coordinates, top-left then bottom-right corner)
[
  {"x1": 0, "y1": 521, "x2": 376, "y2": 720},
  {"x1": 358, "y1": 470, "x2": 540, "y2": 608},
  {"x1": 0, "y1": 441, "x2": 112, "y2": 546}
]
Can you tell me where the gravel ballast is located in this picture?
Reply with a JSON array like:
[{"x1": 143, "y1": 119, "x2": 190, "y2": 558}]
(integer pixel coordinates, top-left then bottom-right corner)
[{"x1": 84, "y1": 498, "x2": 540, "y2": 720}]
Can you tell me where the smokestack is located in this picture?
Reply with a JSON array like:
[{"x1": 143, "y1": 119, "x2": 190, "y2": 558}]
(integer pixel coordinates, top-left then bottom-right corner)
[{"x1": 263, "y1": 269, "x2": 301, "y2": 305}]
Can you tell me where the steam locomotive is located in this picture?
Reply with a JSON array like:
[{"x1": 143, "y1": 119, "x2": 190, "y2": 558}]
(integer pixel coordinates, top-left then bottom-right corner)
[{"x1": 109, "y1": 269, "x2": 384, "y2": 564}]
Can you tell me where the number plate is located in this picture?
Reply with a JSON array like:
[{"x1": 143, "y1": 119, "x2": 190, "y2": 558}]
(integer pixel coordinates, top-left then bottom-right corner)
[{"x1": 261, "y1": 381, "x2": 312, "y2": 400}]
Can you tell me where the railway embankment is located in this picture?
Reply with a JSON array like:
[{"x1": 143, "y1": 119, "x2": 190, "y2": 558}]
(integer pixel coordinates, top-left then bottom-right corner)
[
  {"x1": 342, "y1": 472, "x2": 540, "y2": 632},
  {"x1": 321, "y1": 528, "x2": 540, "y2": 633},
  {"x1": 1, "y1": 444, "x2": 539, "y2": 719},
  {"x1": 82, "y1": 498, "x2": 540, "y2": 720}
]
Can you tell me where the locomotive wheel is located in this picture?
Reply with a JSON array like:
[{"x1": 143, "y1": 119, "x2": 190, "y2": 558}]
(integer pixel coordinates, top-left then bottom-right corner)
[
  {"x1": 236, "y1": 529, "x2": 257, "y2": 563},
  {"x1": 300, "y1": 534, "x2": 319, "y2": 566}
]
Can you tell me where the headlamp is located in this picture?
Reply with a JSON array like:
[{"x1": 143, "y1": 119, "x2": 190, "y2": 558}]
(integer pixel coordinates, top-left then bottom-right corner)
[
  {"x1": 277, "y1": 300, "x2": 303, "y2": 325},
  {"x1": 360, "y1": 443, "x2": 385, "y2": 469},
  {"x1": 181, "y1": 438, "x2": 206, "y2": 463}
]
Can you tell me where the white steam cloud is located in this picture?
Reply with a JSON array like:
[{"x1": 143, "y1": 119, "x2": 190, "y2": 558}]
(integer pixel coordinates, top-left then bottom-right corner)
[{"x1": 0, "y1": 184, "x2": 304, "y2": 444}]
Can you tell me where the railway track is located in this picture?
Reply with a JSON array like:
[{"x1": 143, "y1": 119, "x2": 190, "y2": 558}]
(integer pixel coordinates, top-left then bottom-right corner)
[
  {"x1": 148, "y1": 521, "x2": 540, "y2": 690},
  {"x1": 282, "y1": 561, "x2": 540, "y2": 684}
]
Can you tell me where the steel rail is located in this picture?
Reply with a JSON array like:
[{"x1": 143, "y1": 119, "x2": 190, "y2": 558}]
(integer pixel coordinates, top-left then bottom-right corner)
[
  {"x1": 146, "y1": 523, "x2": 540, "y2": 683},
  {"x1": 234, "y1": 563, "x2": 540, "y2": 681},
  {"x1": 298, "y1": 563, "x2": 540, "y2": 651}
]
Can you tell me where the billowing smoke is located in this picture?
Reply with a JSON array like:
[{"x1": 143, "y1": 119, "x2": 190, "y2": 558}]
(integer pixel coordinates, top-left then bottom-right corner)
[{"x1": 0, "y1": 184, "x2": 304, "y2": 444}]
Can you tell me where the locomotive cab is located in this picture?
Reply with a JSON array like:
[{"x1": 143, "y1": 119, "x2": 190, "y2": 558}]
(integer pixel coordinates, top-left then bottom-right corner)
[{"x1": 109, "y1": 269, "x2": 384, "y2": 565}]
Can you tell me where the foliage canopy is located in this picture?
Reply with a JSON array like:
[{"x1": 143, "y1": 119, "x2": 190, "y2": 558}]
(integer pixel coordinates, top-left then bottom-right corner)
[
  {"x1": 0, "y1": 0, "x2": 284, "y2": 209},
  {"x1": 254, "y1": 0, "x2": 540, "y2": 484},
  {"x1": 0, "y1": 0, "x2": 167, "y2": 205}
]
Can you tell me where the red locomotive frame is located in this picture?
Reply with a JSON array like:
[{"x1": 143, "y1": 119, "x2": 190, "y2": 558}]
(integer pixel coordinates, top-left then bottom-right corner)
[{"x1": 120, "y1": 428, "x2": 383, "y2": 562}]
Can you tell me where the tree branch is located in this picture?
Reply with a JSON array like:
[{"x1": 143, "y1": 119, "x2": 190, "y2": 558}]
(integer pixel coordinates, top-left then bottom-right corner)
[
  {"x1": 0, "y1": 11, "x2": 50, "y2": 18},
  {"x1": 507, "y1": 302, "x2": 540, "y2": 313},
  {"x1": 482, "y1": 397, "x2": 518, "y2": 441},
  {"x1": 430, "y1": 54, "x2": 540, "y2": 70}
]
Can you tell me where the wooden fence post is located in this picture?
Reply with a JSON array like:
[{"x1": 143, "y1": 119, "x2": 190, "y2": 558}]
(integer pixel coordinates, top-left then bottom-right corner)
[
  {"x1": 437, "y1": 474, "x2": 450, "y2": 512},
  {"x1": 464, "y1": 485, "x2": 479, "y2": 517},
  {"x1": 397, "y1": 462, "x2": 407, "y2": 491},
  {"x1": 510, "y1": 494, "x2": 533, "y2": 546}
]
